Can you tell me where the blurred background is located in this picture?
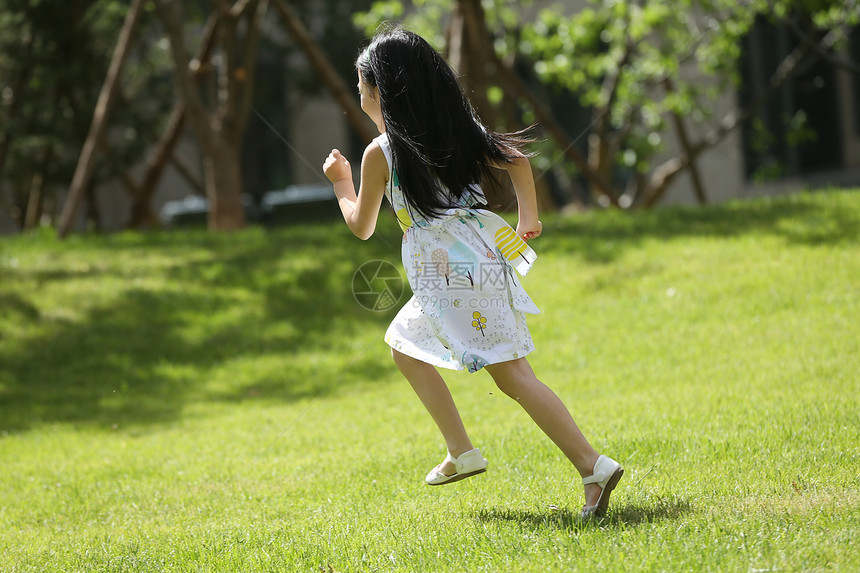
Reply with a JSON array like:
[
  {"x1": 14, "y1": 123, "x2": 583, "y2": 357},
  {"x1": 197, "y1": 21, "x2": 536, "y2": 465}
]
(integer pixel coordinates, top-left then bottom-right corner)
[{"x1": 0, "y1": 0, "x2": 858, "y2": 236}]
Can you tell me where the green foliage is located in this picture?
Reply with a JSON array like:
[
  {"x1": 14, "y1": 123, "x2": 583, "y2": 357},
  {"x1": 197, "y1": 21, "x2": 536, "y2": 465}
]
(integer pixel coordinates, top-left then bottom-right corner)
[
  {"x1": 354, "y1": 0, "x2": 534, "y2": 65},
  {"x1": 767, "y1": 0, "x2": 860, "y2": 31},
  {"x1": 0, "y1": 0, "x2": 173, "y2": 226},
  {"x1": 353, "y1": 0, "x2": 406, "y2": 37},
  {"x1": 0, "y1": 0, "x2": 379, "y2": 230},
  {"x1": 354, "y1": 0, "x2": 451, "y2": 48},
  {"x1": 354, "y1": 0, "x2": 759, "y2": 168},
  {"x1": 522, "y1": 0, "x2": 759, "y2": 177},
  {"x1": 0, "y1": 190, "x2": 859, "y2": 570},
  {"x1": 353, "y1": 0, "x2": 858, "y2": 202}
]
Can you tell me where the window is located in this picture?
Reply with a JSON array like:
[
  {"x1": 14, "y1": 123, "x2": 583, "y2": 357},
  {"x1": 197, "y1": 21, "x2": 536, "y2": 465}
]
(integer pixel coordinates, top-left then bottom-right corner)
[{"x1": 738, "y1": 17, "x2": 846, "y2": 180}]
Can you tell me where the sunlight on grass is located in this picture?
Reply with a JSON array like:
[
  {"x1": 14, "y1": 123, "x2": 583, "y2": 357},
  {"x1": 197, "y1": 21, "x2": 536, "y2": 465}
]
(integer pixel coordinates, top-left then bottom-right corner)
[{"x1": 1, "y1": 190, "x2": 858, "y2": 572}]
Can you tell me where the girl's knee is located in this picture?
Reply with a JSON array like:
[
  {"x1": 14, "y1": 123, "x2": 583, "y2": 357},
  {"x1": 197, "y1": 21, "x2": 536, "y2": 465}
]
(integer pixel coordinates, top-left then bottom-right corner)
[
  {"x1": 486, "y1": 359, "x2": 539, "y2": 400},
  {"x1": 493, "y1": 378, "x2": 521, "y2": 400}
]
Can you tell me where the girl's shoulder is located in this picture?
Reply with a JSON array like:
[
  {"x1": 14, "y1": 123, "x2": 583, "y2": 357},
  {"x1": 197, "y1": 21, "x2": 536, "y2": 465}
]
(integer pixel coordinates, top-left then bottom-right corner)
[
  {"x1": 372, "y1": 133, "x2": 392, "y2": 165},
  {"x1": 361, "y1": 138, "x2": 389, "y2": 188}
]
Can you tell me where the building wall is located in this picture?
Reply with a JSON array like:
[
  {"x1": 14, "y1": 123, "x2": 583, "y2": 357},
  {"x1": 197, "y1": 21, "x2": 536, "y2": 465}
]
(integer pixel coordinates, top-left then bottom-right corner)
[{"x1": 289, "y1": 94, "x2": 352, "y2": 185}]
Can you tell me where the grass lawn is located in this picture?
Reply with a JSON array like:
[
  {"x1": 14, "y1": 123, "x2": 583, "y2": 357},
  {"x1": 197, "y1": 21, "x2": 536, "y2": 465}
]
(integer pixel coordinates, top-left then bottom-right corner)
[{"x1": 1, "y1": 189, "x2": 858, "y2": 572}]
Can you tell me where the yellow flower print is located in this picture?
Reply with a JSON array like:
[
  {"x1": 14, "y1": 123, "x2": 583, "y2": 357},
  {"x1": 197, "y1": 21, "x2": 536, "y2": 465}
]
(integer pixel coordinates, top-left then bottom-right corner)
[{"x1": 471, "y1": 311, "x2": 487, "y2": 336}]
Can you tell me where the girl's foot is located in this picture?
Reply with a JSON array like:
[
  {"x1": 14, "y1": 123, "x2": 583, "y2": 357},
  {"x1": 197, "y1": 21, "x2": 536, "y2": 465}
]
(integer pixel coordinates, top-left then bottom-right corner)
[
  {"x1": 425, "y1": 448, "x2": 488, "y2": 485},
  {"x1": 580, "y1": 455, "x2": 624, "y2": 518},
  {"x1": 583, "y1": 482, "x2": 603, "y2": 508},
  {"x1": 432, "y1": 459, "x2": 456, "y2": 477}
]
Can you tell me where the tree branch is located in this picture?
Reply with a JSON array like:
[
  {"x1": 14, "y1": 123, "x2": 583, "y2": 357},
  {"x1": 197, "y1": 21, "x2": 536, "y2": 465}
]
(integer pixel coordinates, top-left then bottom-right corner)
[
  {"x1": 643, "y1": 33, "x2": 820, "y2": 206},
  {"x1": 456, "y1": 0, "x2": 496, "y2": 125},
  {"x1": 216, "y1": 1, "x2": 238, "y2": 127},
  {"x1": 230, "y1": 0, "x2": 256, "y2": 18},
  {"x1": 170, "y1": 154, "x2": 206, "y2": 195},
  {"x1": 57, "y1": 0, "x2": 145, "y2": 238},
  {"x1": 272, "y1": 0, "x2": 376, "y2": 143},
  {"x1": 487, "y1": 50, "x2": 616, "y2": 200},
  {"x1": 156, "y1": 0, "x2": 215, "y2": 149},
  {"x1": 126, "y1": 14, "x2": 218, "y2": 229},
  {"x1": 236, "y1": 0, "x2": 267, "y2": 132},
  {"x1": 692, "y1": 33, "x2": 820, "y2": 156},
  {"x1": 772, "y1": 1, "x2": 860, "y2": 75}
]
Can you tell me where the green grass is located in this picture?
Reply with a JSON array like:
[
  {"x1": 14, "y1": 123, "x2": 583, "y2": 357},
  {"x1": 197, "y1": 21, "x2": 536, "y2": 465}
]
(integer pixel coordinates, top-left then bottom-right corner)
[{"x1": 1, "y1": 189, "x2": 859, "y2": 572}]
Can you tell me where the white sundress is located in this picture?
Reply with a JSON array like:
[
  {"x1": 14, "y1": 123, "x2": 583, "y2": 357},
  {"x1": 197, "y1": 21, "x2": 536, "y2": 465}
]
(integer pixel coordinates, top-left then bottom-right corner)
[{"x1": 376, "y1": 133, "x2": 541, "y2": 374}]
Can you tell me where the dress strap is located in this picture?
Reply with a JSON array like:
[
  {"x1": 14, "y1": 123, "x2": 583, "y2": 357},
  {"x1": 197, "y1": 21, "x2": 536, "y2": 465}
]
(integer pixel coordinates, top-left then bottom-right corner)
[{"x1": 374, "y1": 133, "x2": 393, "y2": 174}]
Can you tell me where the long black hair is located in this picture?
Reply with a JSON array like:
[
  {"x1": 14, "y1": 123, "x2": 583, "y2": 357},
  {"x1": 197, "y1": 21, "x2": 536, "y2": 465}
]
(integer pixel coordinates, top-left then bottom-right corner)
[{"x1": 356, "y1": 27, "x2": 531, "y2": 220}]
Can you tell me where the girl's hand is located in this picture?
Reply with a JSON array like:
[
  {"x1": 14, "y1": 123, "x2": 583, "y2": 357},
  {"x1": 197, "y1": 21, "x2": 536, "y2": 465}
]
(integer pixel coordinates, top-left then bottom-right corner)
[
  {"x1": 323, "y1": 149, "x2": 351, "y2": 183},
  {"x1": 517, "y1": 220, "x2": 542, "y2": 241}
]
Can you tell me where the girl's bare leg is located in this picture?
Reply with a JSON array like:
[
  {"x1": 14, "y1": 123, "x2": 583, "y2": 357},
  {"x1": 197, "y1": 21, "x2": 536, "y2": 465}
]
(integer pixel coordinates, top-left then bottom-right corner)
[
  {"x1": 392, "y1": 348, "x2": 473, "y2": 475},
  {"x1": 483, "y1": 357, "x2": 603, "y2": 507}
]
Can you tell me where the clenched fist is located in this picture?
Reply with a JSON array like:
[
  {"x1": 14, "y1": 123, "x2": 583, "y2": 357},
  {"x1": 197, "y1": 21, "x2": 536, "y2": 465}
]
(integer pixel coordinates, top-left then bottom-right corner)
[{"x1": 323, "y1": 149, "x2": 351, "y2": 184}]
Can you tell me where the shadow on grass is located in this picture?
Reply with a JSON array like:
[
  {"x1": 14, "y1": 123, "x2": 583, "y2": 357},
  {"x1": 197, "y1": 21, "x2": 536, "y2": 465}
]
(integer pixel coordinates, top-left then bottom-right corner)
[
  {"x1": 474, "y1": 498, "x2": 692, "y2": 531},
  {"x1": 0, "y1": 217, "x2": 407, "y2": 433},
  {"x1": 1, "y1": 190, "x2": 856, "y2": 433},
  {"x1": 540, "y1": 190, "x2": 859, "y2": 264}
]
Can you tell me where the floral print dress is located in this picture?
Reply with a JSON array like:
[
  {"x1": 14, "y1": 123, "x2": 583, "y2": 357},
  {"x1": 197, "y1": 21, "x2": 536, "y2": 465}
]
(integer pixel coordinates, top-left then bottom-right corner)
[{"x1": 376, "y1": 133, "x2": 540, "y2": 374}]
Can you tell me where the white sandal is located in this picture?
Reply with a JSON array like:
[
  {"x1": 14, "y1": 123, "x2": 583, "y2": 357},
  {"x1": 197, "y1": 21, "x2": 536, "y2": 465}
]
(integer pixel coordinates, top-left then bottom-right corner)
[
  {"x1": 581, "y1": 455, "x2": 624, "y2": 518},
  {"x1": 425, "y1": 448, "x2": 488, "y2": 486}
]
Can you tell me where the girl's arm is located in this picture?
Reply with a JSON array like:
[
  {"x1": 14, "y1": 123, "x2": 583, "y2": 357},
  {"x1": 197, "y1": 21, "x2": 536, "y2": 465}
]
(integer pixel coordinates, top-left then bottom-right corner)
[
  {"x1": 495, "y1": 151, "x2": 542, "y2": 240},
  {"x1": 323, "y1": 142, "x2": 388, "y2": 240}
]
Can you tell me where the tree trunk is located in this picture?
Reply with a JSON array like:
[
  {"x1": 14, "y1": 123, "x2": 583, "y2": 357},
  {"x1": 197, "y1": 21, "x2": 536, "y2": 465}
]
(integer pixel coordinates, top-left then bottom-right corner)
[
  {"x1": 455, "y1": 0, "x2": 496, "y2": 126},
  {"x1": 446, "y1": 5, "x2": 465, "y2": 71},
  {"x1": 126, "y1": 106, "x2": 185, "y2": 229},
  {"x1": 204, "y1": 139, "x2": 246, "y2": 230},
  {"x1": 157, "y1": 0, "x2": 266, "y2": 231},
  {"x1": 24, "y1": 173, "x2": 45, "y2": 232},
  {"x1": 670, "y1": 117, "x2": 707, "y2": 205},
  {"x1": 56, "y1": 0, "x2": 145, "y2": 238},
  {"x1": 119, "y1": 170, "x2": 161, "y2": 228},
  {"x1": 85, "y1": 181, "x2": 102, "y2": 232},
  {"x1": 0, "y1": 76, "x2": 28, "y2": 187}
]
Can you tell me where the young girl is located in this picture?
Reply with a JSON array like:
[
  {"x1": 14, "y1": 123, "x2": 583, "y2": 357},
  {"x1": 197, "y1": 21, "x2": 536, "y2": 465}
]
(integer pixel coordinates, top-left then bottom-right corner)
[{"x1": 322, "y1": 28, "x2": 623, "y2": 518}]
